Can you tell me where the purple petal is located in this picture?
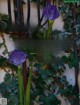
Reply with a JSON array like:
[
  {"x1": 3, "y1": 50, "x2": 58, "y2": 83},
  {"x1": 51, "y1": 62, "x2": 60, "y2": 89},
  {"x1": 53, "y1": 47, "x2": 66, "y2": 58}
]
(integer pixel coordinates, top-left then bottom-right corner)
[
  {"x1": 9, "y1": 49, "x2": 28, "y2": 66},
  {"x1": 43, "y1": 3, "x2": 59, "y2": 20}
]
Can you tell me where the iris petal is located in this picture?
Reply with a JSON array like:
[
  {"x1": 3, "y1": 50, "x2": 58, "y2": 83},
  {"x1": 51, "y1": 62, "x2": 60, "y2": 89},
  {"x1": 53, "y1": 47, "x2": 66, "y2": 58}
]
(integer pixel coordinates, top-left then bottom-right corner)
[
  {"x1": 9, "y1": 50, "x2": 28, "y2": 66},
  {"x1": 43, "y1": 3, "x2": 59, "y2": 20}
]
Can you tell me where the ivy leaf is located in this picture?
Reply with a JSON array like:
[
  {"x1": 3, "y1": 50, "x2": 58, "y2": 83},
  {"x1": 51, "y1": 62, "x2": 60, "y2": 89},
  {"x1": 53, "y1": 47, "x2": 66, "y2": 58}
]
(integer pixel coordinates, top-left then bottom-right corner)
[
  {"x1": 50, "y1": 84, "x2": 57, "y2": 90},
  {"x1": 0, "y1": 57, "x2": 6, "y2": 66},
  {"x1": 34, "y1": 63, "x2": 42, "y2": 69},
  {"x1": 76, "y1": 26, "x2": 80, "y2": 33},
  {"x1": 38, "y1": 69, "x2": 49, "y2": 79},
  {"x1": 61, "y1": 56, "x2": 68, "y2": 63},
  {"x1": 0, "y1": 43, "x2": 3, "y2": 48},
  {"x1": 0, "y1": 13, "x2": 9, "y2": 22},
  {"x1": 2, "y1": 49, "x2": 8, "y2": 55},
  {"x1": 77, "y1": 16, "x2": 80, "y2": 24},
  {"x1": 0, "y1": 21, "x2": 7, "y2": 31},
  {"x1": 76, "y1": 6, "x2": 80, "y2": 13}
]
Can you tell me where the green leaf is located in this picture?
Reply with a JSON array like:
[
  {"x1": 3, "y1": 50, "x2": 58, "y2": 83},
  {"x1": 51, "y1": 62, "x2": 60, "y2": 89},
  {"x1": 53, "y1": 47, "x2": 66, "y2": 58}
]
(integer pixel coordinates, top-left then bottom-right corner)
[
  {"x1": 0, "y1": 57, "x2": 6, "y2": 66},
  {"x1": 0, "y1": 13, "x2": 9, "y2": 22},
  {"x1": 2, "y1": 49, "x2": 8, "y2": 55},
  {"x1": 0, "y1": 21, "x2": 7, "y2": 31},
  {"x1": 0, "y1": 43, "x2": 3, "y2": 48},
  {"x1": 61, "y1": 56, "x2": 68, "y2": 63},
  {"x1": 39, "y1": 70, "x2": 49, "y2": 79},
  {"x1": 76, "y1": 6, "x2": 80, "y2": 13}
]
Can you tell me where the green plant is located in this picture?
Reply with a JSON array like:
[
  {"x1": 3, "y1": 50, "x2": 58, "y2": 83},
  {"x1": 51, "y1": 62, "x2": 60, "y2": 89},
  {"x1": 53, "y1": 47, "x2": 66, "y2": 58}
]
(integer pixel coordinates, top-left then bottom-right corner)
[
  {"x1": 0, "y1": 73, "x2": 19, "y2": 105},
  {"x1": 0, "y1": 51, "x2": 79, "y2": 105},
  {"x1": 0, "y1": 13, "x2": 9, "y2": 32},
  {"x1": 0, "y1": 14, "x2": 9, "y2": 56}
]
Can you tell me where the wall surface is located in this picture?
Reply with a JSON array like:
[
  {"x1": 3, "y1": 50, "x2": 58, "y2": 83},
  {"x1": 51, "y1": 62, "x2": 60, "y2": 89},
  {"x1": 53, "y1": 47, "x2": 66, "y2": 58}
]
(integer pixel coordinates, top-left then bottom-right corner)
[{"x1": 0, "y1": 0, "x2": 8, "y2": 14}]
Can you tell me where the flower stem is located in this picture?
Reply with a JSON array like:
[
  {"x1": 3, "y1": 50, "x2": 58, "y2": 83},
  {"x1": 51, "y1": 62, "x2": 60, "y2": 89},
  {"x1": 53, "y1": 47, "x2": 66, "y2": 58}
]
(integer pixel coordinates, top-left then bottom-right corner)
[
  {"x1": 47, "y1": 20, "x2": 53, "y2": 39},
  {"x1": 26, "y1": 66, "x2": 32, "y2": 105}
]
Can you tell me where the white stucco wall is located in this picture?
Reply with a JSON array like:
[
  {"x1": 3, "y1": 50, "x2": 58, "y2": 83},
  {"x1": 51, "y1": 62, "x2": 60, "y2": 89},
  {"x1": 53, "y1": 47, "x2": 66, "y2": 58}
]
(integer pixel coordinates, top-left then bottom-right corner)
[{"x1": 0, "y1": 0, "x2": 8, "y2": 14}]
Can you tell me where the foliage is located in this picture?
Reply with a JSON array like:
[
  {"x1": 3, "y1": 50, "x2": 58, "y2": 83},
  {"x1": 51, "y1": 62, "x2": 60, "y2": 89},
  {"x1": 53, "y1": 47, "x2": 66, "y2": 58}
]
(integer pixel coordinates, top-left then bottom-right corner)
[
  {"x1": 0, "y1": 13, "x2": 9, "y2": 32},
  {"x1": 61, "y1": 50, "x2": 80, "y2": 68},
  {"x1": 22, "y1": 48, "x2": 37, "y2": 61},
  {"x1": 0, "y1": 56, "x2": 7, "y2": 67},
  {"x1": 60, "y1": 85, "x2": 79, "y2": 105},
  {"x1": 31, "y1": 53, "x2": 79, "y2": 105},
  {"x1": 0, "y1": 50, "x2": 79, "y2": 105},
  {"x1": 0, "y1": 73, "x2": 19, "y2": 105},
  {"x1": 0, "y1": 14, "x2": 9, "y2": 56},
  {"x1": 0, "y1": 56, "x2": 18, "y2": 73}
]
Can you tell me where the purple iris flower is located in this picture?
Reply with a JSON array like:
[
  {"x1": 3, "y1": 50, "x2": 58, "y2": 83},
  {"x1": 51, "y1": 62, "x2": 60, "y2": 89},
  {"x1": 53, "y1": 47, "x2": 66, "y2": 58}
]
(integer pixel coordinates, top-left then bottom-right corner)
[
  {"x1": 43, "y1": 3, "x2": 59, "y2": 20},
  {"x1": 9, "y1": 50, "x2": 28, "y2": 66}
]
